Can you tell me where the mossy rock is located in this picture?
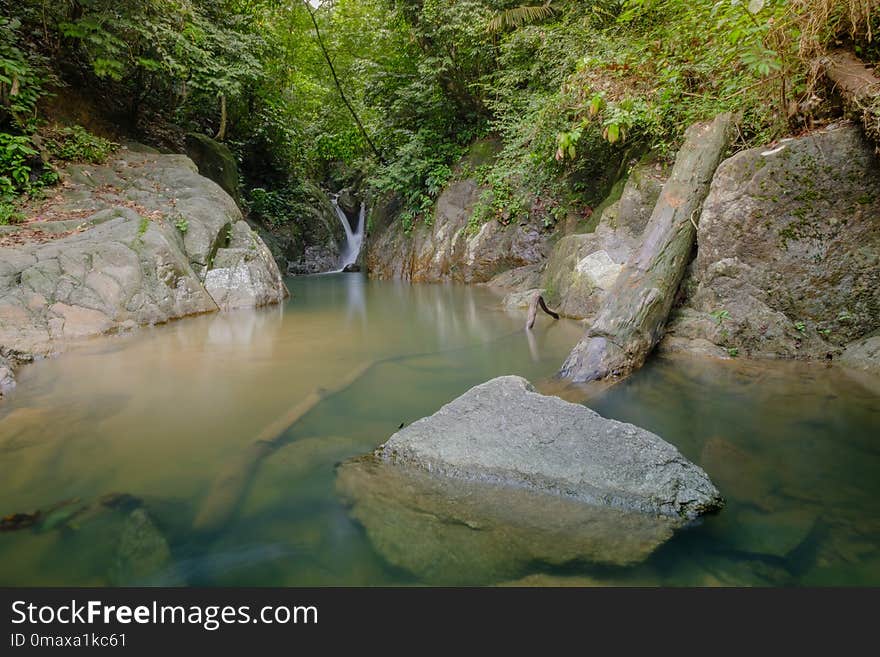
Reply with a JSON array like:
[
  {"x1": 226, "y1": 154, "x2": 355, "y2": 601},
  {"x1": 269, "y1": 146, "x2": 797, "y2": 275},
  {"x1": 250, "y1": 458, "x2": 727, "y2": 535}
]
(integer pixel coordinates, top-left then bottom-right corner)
[{"x1": 185, "y1": 133, "x2": 241, "y2": 207}]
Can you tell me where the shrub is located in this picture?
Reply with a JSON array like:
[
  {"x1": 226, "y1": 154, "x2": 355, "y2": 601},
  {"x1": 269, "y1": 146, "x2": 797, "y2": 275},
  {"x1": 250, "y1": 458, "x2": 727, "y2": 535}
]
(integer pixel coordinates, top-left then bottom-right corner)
[{"x1": 46, "y1": 125, "x2": 117, "y2": 163}]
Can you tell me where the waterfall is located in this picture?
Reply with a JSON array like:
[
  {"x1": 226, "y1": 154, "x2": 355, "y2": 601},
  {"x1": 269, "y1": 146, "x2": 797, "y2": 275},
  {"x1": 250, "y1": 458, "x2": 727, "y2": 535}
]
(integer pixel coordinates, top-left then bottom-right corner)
[{"x1": 331, "y1": 195, "x2": 365, "y2": 271}]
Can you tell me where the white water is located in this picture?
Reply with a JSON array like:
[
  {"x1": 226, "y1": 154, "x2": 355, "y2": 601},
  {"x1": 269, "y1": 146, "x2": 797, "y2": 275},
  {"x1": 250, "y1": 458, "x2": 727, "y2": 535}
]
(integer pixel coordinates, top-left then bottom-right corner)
[{"x1": 332, "y1": 195, "x2": 365, "y2": 270}]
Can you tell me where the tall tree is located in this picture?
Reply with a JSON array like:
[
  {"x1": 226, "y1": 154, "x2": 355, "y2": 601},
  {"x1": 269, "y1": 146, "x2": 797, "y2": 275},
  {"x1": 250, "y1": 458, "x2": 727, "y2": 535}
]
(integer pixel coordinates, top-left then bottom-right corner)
[{"x1": 301, "y1": 0, "x2": 383, "y2": 162}]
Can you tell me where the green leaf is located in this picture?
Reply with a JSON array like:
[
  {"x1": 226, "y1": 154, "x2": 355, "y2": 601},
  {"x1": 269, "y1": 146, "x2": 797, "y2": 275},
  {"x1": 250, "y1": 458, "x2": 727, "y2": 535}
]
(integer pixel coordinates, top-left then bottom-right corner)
[{"x1": 606, "y1": 123, "x2": 620, "y2": 144}]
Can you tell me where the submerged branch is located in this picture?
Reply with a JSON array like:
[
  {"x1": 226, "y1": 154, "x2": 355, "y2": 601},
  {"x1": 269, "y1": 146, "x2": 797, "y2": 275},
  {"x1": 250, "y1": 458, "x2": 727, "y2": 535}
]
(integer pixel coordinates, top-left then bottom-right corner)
[{"x1": 526, "y1": 292, "x2": 559, "y2": 330}]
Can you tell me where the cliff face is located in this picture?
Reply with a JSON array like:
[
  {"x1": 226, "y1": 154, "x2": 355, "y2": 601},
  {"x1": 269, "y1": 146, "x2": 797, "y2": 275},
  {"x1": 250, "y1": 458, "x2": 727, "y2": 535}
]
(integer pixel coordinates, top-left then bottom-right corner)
[
  {"x1": 367, "y1": 177, "x2": 554, "y2": 284},
  {"x1": 0, "y1": 144, "x2": 287, "y2": 397}
]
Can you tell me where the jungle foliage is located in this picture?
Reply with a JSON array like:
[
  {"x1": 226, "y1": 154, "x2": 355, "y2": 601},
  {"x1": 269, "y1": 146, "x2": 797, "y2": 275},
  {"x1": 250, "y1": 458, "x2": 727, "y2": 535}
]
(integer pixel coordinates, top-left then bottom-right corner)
[{"x1": 0, "y1": 0, "x2": 877, "y2": 230}]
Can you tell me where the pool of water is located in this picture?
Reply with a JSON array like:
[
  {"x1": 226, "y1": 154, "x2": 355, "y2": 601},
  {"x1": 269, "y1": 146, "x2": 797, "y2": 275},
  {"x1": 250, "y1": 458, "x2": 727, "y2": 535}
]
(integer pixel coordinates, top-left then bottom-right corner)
[{"x1": 1, "y1": 273, "x2": 878, "y2": 586}]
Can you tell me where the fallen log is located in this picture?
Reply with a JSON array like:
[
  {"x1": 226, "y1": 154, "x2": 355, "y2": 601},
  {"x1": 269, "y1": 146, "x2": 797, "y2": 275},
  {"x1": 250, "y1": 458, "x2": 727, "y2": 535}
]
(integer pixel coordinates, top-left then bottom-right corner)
[
  {"x1": 193, "y1": 361, "x2": 373, "y2": 533},
  {"x1": 526, "y1": 292, "x2": 559, "y2": 330},
  {"x1": 821, "y1": 50, "x2": 880, "y2": 147},
  {"x1": 558, "y1": 113, "x2": 735, "y2": 383}
]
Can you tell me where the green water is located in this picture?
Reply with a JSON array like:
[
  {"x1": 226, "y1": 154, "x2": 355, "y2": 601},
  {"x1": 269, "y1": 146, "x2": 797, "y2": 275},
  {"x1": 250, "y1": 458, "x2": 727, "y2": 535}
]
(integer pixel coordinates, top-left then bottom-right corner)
[{"x1": 1, "y1": 274, "x2": 878, "y2": 586}]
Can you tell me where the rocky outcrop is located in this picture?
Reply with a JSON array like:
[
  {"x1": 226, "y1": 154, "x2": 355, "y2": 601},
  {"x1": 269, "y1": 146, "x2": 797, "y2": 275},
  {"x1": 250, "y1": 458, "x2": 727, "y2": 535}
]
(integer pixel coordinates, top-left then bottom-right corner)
[
  {"x1": 839, "y1": 333, "x2": 880, "y2": 374},
  {"x1": 367, "y1": 180, "x2": 553, "y2": 284},
  {"x1": 0, "y1": 146, "x2": 287, "y2": 393},
  {"x1": 0, "y1": 352, "x2": 14, "y2": 395},
  {"x1": 367, "y1": 141, "x2": 554, "y2": 284},
  {"x1": 559, "y1": 115, "x2": 736, "y2": 383},
  {"x1": 664, "y1": 123, "x2": 880, "y2": 362},
  {"x1": 530, "y1": 157, "x2": 667, "y2": 319},
  {"x1": 376, "y1": 375, "x2": 723, "y2": 519},
  {"x1": 204, "y1": 220, "x2": 287, "y2": 310}
]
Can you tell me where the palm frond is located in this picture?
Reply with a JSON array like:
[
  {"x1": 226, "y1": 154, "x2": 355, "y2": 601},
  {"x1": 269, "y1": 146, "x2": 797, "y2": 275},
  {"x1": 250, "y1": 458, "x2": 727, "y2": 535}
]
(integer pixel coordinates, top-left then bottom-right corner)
[{"x1": 487, "y1": 2, "x2": 558, "y2": 34}]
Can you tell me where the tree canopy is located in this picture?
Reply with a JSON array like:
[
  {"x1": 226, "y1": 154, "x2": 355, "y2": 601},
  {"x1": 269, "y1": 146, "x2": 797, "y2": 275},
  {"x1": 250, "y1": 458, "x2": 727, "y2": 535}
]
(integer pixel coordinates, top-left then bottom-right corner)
[{"x1": 1, "y1": 0, "x2": 877, "y2": 227}]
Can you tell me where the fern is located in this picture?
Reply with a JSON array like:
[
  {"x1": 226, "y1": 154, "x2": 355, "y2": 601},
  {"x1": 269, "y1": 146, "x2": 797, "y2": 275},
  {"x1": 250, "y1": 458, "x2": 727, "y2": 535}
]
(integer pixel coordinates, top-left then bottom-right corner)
[{"x1": 487, "y1": 2, "x2": 558, "y2": 33}]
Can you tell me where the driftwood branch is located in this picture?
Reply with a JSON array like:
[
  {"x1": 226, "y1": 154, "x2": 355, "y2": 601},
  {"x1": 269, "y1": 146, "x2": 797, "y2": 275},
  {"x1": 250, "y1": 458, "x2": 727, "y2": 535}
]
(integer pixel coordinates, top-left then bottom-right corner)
[
  {"x1": 526, "y1": 292, "x2": 559, "y2": 330},
  {"x1": 821, "y1": 50, "x2": 880, "y2": 147},
  {"x1": 559, "y1": 113, "x2": 735, "y2": 383}
]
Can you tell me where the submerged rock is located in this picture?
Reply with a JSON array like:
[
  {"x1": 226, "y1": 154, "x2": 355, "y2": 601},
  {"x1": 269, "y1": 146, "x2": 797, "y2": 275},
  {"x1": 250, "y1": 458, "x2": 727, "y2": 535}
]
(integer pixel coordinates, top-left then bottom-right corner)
[
  {"x1": 376, "y1": 375, "x2": 723, "y2": 519},
  {"x1": 699, "y1": 437, "x2": 775, "y2": 510},
  {"x1": 706, "y1": 507, "x2": 818, "y2": 560},
  {"x1": 112, "y1": 508, "x2": 176, "y2": 585},
  {"x1": 336, "y1": 457, "x2": 678, "y2": 585}
]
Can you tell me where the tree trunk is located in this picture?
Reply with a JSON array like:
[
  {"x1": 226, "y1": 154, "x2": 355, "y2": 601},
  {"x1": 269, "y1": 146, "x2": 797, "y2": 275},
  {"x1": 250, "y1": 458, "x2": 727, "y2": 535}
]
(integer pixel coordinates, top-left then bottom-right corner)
[
  {"x1": 217, "y1": 93, "x2": 227, "y2": 142},
  {"x1": 821, "y1": 50, "x2": 880, "y2": 147},
  {"x1": 558, "y1": 113, "x2": 735, "y2": 383}
]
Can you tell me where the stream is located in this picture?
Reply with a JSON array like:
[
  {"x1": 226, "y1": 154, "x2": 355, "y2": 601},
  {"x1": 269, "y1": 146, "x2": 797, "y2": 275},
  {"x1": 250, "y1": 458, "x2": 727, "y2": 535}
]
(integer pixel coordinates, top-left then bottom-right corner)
[{"x1": 0, "y1": 274, "x2": 878, "y2": 586}]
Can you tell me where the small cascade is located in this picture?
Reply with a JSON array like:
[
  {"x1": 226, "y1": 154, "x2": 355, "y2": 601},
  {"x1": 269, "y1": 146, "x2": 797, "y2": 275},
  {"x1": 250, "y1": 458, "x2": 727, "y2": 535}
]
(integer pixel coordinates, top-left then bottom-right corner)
[{"x1": 331, "y1": 195, "x2": 365, "y2": 271}]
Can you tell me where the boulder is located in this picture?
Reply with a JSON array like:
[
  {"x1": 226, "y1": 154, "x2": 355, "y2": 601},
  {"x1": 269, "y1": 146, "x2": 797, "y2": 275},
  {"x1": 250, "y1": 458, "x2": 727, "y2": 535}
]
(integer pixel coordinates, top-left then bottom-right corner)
[
  {"x1": 0, "y1": 147, "x2": 287, "y2": 369},
  {"x1": 839, "y1": 334, "x2": 880, "y2": 375},
  {"x1": 336, "y1": 457, "x2": 678, "y2": 584},
  {"x1": 0, "y1": 353, "x2": 14, "y2": 395},
  {"x1": 185, "y1": 133, "x2": 241, "y2": 207},
  {"x1": 665, "y1": 123, "x2": 880, "y2": 361},
  {"x1": 204, "y1": 221, "x2": 288, "y2": 310},
  {"x1": 376, "y1": 375, "x2": 723, "y2": 519}
]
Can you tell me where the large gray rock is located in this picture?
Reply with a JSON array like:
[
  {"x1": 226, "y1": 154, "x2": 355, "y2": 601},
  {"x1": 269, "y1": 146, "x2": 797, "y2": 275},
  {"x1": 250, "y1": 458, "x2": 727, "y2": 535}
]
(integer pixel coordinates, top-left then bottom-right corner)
[
  {"x1": 204, "y1": 221, "x2": 287, "y2": 310},
  {"x1": 376, "y1": 375, "x2": 723, "y2": 519},
  {"x1": 0, "y1": 353, "x2": 14, "y2": 397},
  {"x1": 0, "y1": 147, "x2": 287, "y2": 387},
  {"x1": 665, "y1": 123, "x2": 880, "y2": 362},
  {"x1": 839, "y1": 333, "x2": 880, "y2": 375}
]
